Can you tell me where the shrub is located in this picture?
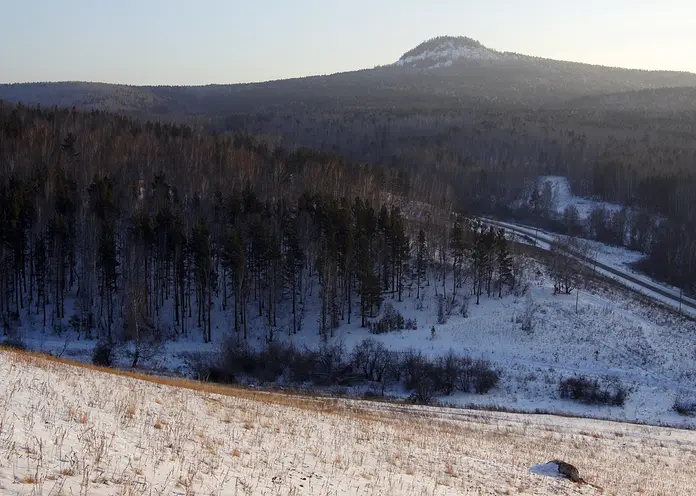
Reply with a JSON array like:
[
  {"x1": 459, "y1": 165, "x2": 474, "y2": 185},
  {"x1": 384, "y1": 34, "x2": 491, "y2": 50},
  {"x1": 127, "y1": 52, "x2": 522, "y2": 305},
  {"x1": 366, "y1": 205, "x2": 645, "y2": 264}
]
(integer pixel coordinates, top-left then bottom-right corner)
[
  {"x1": 401, "y1": 351, "x2": 437, "y2": 405},
  {"x1": 257, "y1": 341, "x2": 296, "y2": 383},
  {"x1": 220, "y1": 340, "x2": 258, "y2": 377},
  {"x1": 470, "y1": 360, "x2": 500, "y2": 394},
  {"x1": 314, "y1": 341, "x2": 352, "y2": 385},
  {"x1": 400, "y1": 350, "x2": 431, "y2": 391},
  {"x1": 559, "y1": 376, "x2": 627, "y2": 406},
  {"x1": 216, "y1": 340, "x2": 299, "y2": 384},
  {"x1": 673, "y1": 394, "x2": 696, "y2": 416},
  {"x1": 183, "y1": 352, "x2": 219, "y2": 382},
  {"x1": 407, "y1": 384, "x2": 436, "y2": 405},
  {"x1": 191, "y1": 339, "x2": 501, "y2": 399},
  {"x1": 432, "y1": 351, "x2": 462, "y2": 395},
  {"x1": 352, "y1": 339, "x2": 388, "y2": 382},
  {"x1": 92, "y1": 341, "x2": 113, "y2": 367},
  {"x1": 368, "y1": 303, "x2": 415, "y2": 334},
  {"x1": 400, "y1": 350, "x2": 500, "y2": 398},
  {"x1": 288, "y1": 346, "x2": 317, "y2": 383},
  {"x1": 454, "y1": 357, "x2": 499, "y2": 394},
  {"x1": 1, "y1": 337, "x2": 26, "y2": 350}
]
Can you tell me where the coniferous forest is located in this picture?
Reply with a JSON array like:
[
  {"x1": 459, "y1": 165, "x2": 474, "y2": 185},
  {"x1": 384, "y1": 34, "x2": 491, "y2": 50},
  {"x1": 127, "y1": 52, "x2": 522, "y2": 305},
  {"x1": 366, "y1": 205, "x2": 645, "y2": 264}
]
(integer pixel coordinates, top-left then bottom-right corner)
[{"x1": 0, "y1": 102, "x2": 522, "y2": 353}]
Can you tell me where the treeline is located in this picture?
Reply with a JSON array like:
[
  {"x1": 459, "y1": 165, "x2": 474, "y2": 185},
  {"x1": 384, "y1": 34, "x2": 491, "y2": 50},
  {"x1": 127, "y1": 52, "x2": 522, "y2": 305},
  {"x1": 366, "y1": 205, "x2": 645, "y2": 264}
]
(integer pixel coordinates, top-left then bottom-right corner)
[
  {"x1": 221, "y1": 106, "x2": 696, "y2": 291},
  {"x1": 0, "y1": 167, "x2": 516, "y2": 347},
  {"x1": 0, "y1": 102, "x2": 519, "y2": 348}
]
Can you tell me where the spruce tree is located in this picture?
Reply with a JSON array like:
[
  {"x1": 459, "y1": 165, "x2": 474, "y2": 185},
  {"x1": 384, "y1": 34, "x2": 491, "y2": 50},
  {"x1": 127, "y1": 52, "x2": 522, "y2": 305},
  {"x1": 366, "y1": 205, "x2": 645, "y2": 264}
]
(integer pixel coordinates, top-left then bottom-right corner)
[
  {"x1": 356, "y1": 235, "x2": 380, "y2": 327},
  {"x1": 450, "y1": 217, "x2": 465, "y2": 302},
  {"x1": 495, "y1": 229, "x2": 513, "y2": 297},
  {"x1": 414, "y1": 229, "x2": 427, "y2": 300}
]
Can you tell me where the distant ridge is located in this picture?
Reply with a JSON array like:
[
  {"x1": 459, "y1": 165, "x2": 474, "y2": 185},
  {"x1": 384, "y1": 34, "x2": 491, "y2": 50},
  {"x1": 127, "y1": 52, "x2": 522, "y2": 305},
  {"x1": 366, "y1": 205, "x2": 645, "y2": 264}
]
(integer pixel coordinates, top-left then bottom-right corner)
[{"x1": 2, "y1": 35, "x2": 696, "y2": 113}]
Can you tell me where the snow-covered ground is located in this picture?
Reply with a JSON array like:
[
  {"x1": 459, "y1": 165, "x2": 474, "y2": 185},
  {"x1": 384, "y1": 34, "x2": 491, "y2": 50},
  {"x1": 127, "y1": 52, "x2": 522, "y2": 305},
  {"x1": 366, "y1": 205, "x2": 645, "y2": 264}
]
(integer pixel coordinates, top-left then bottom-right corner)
[
  {"x1": 11, "y1": 249, "x2": 696, "y2": 430},
  {"x1": 536, "y1": 176, "x2": 625, "y2": 220},
  {"x1": 3, "y1": 348, "x2": 696, "y2": 495},
  {"x1": 395, "y1": 42, "x2": 509, "y2": 68},
  {"x1": 486, "y1": 218, "x2": 696, "y2": 317}
]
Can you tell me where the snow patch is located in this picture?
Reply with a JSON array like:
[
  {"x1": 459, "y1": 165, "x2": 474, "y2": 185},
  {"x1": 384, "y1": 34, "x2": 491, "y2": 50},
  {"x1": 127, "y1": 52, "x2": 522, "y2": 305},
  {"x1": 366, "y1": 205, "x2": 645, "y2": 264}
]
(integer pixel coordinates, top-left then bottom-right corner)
[
  {"x1": 538, "y1": 176, "x2": 624, "y2": 219},
  {"x1": 530, "y1": 462, "x2": 564, "y2": 478},
  {"x1": 395, "y1": 40, "x2": 516, "y2": 69}
]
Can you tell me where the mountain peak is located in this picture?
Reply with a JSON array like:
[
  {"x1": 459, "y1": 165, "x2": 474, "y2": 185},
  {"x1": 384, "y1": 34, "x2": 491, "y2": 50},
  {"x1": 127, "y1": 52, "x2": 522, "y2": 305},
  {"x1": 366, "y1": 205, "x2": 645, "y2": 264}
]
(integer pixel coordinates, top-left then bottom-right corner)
[{"x1": 395, "y1": 36, "x2": 512, "y2": 69}]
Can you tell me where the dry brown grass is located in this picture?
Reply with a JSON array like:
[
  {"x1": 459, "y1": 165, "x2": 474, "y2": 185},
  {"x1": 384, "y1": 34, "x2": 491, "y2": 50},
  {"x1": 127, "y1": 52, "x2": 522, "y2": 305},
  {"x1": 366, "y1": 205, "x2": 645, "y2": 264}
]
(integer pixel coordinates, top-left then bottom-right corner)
[
  {"x1": 444, "y1": 462, "x2": 458, "y2": 478},
  {"x1": 1, "y1": 345, "x2": 348, "y2": 412}
]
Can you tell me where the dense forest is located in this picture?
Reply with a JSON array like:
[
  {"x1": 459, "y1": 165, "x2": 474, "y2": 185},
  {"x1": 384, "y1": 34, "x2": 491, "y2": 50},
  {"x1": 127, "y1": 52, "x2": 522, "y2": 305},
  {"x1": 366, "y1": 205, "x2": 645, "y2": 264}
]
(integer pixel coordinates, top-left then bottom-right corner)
[
  {"x1": 224, "y1": 104, "x2": 696, "y2": 291},
  {"x1": 0, "y1": 102, "x2": 523, "y2": 351},
  {"x1": 3, "y1": 39, "x2": 696, "y2": 298}
]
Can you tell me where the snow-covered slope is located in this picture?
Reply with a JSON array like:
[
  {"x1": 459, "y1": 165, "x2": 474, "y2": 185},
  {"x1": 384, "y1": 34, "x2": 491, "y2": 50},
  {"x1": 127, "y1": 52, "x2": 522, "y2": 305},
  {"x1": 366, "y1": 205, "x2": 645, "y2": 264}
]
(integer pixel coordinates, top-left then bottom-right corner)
[
  {"x1": 13, "y1": 250, "x2": 696, "y2": 429},
  {"x1": 394, "y1": 36, "x2": 518, "y2": 69},
  {"x1": 2, "y1": 349, "x2": 696, "y2": 495},
  {"x1": 483, "y1": 218, "x2": 696, "y2": 316}
]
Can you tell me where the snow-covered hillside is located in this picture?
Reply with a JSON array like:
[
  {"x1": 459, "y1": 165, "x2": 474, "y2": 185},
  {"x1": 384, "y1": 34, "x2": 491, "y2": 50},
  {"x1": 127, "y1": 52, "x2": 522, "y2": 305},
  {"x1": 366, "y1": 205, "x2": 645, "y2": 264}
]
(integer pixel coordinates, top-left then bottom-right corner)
[
  {"x1": 11, "y1": 251, "x2": 696, "y2": 429},
  {"x1": 485, "y1": 218, "x2": 696, "y2": 316},
  {"x1": 394, "y1": 36, "x2": 518, "y2": 69},
  {"x1": 2, "y1": 349, "x2": 696, "y2": 495}
]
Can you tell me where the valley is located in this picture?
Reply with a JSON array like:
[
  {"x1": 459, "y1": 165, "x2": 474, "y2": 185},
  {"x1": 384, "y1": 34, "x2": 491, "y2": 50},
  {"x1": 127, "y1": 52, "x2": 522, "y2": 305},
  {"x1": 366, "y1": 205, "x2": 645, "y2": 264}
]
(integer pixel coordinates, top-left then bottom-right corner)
[{"x1": 2, "y1": 27, "x2": 696, "y2": 495}]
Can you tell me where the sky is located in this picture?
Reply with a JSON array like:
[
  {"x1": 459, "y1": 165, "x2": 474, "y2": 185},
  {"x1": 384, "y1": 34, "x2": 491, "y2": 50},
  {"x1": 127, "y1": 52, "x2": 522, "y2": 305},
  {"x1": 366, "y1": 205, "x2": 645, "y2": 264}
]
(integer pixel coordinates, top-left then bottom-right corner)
[{"x1": 2, "y1": 0, "x2": 695, "y2": 85}]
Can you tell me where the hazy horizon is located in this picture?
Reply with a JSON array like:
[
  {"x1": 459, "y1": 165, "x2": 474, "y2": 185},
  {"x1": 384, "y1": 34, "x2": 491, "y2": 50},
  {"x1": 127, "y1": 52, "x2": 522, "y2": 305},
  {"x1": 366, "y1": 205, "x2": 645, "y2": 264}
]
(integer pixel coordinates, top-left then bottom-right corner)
[{"x1": 3, "y1": 0, "x2": 696, "y2": 85}]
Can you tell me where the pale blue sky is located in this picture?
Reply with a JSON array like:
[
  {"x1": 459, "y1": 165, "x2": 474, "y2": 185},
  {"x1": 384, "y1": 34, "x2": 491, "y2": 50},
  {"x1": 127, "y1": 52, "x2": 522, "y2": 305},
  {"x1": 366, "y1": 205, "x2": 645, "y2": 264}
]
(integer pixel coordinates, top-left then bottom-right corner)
[{"x1": 2, "y1": 0, "x2": 695, "y2": 85}]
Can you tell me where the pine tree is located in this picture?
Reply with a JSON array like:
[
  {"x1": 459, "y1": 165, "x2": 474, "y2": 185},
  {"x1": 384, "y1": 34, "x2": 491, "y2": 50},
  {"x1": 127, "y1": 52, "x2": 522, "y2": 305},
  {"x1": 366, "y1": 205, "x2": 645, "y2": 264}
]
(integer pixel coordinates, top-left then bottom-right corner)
[
  {"x1": 221, "y1": 228, "x2": 247, "y2": 338},
  {"x1": 450, "y1": 217, "x2": 466, "y2": 302},
  {"x1": 282, "y1": 215, "x2": 304, "y2": 334},
  {"x1": 190, "y1": 221, "x2": 216, "y2": 343},
  {"x1": 470, "y1": 222, "x2": 494, "y2": 305},
  {"x1": 356, "y1": 235, "x2": 381, "y2": 327},
  {"x1": 378, "y1": 205, "x2": 392, "y2": 293},
  {"x1": 335, "y1": 201, "x2": 354, "y2": 323},
  {"x1": 390, "y1": 207, "x2": 409, "y2": 302},
  {"x1": 414, "y1": 229, "x2": 427, "y2": 300},
  {"x1": 495, "y1": 229, "x2": 513, "y2": 297},
  {"x1": 33, "y1": 233, "x2": 47, "y2": 326},
  {"x1": 60, "y1": 133, "x2": 80, "y2": 163},
  {"x1": 89, "y1": 175, "x2": 118, "y2": 338}
]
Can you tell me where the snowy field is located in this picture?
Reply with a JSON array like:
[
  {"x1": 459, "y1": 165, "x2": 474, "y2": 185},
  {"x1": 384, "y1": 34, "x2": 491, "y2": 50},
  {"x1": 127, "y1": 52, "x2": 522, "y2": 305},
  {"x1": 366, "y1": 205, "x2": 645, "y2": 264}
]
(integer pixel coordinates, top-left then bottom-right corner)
[{"x1": 2, "y1": 348, "x2": 696, "y2": 495}]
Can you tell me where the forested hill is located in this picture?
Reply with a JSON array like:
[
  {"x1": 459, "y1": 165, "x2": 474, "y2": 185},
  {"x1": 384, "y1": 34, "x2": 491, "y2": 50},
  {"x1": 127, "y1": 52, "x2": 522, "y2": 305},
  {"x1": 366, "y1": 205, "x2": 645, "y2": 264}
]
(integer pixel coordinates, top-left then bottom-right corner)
[
  {"x1": 557, "y1": 86, "x2": 696, "y2": 112},
  {"x1": 0, "y1": 102, "x2": 425, "y2": 204},
  {"x1": 0, "y1": 101, "x2": 461, "y2": 342},
  {"x1": 2, "y1": 37, "x2": 696, "y2": 114}
]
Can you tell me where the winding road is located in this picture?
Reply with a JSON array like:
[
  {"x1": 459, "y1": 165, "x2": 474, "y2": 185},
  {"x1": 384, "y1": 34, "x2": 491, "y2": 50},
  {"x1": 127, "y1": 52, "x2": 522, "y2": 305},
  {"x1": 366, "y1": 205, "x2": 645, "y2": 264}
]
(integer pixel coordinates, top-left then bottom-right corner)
[{"x1": 480, "y1": 218, "x2": 696, "y2": 317}]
